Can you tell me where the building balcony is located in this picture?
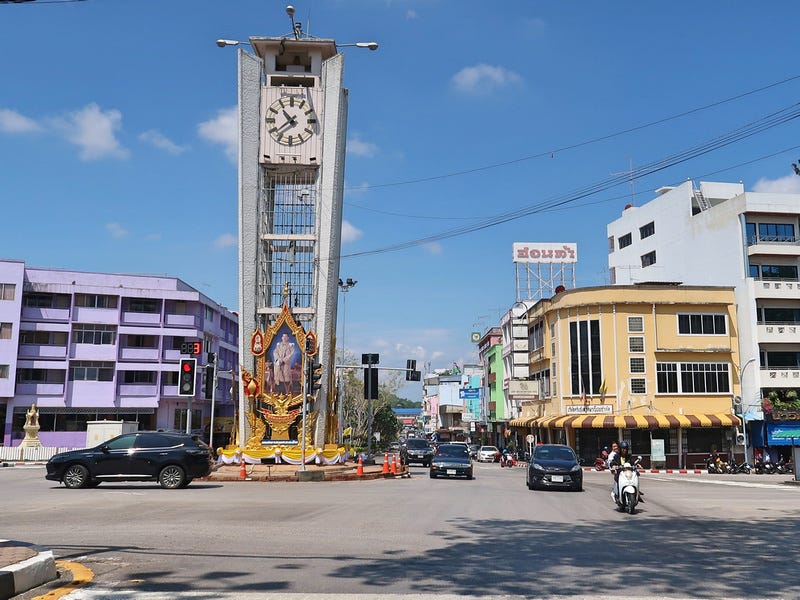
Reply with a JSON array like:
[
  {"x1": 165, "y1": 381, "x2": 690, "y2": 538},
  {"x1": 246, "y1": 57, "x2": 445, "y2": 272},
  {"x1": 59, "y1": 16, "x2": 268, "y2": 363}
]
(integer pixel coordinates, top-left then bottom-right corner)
[
  {"x1": 753, "y1": 279, "x2": 800, "y2": 300},
  {"x1": 72, "y1": 307, "x2": 119, "y2": 324},
  {"x1": 761, "y1": 367, "x2": 800, "y2": 385},
  {"x1": 165, "y1": 313, "x2": 198, "y2": 328},
  {"x1": 163, "y1": 348, "x2": 182, "y2": 362},
  {"x1": 118, "y1": 384, "x2": 158, "y2": 397},
  {"x1": 747, "y1": 236, "x2": 800, "y2": 257},
  {"x1": 15, "y1": 383, "x2": 65, "y2": 396},
  {"x1": 162, "y1": 384, "x2": 180, "y2": 396},
  {"x1": 70, "y1": 343, "x2": 117, "y2": 361},
  {"x1": 120, "y1": 312, "x2": 161, "y2": 326},
  {"x1": 118, "y1": 347, "x2": 160, "y2": 362},
  {"x1": 757, "y1": 323, "x2": 800, "y2": 344},
  {"x1": 21, "y1": 307, "x2": 70, "y2": 322},
  {"x1": 18, "y1": 344, "x2": 68, "y2": 359}
]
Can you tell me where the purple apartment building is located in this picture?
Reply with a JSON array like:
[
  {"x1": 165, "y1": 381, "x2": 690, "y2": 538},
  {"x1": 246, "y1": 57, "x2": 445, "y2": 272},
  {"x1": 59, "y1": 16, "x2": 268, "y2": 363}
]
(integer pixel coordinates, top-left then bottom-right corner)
[{"x1": 0, "y1": 259, "x2": 238, "y2": 448}]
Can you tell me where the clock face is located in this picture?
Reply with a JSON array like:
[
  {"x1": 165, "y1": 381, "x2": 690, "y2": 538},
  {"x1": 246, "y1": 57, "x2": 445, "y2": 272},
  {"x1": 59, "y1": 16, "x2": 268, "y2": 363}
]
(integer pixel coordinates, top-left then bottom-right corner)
[{"x1": 265, "y1": 95, "x2": 318, "y2": 146}]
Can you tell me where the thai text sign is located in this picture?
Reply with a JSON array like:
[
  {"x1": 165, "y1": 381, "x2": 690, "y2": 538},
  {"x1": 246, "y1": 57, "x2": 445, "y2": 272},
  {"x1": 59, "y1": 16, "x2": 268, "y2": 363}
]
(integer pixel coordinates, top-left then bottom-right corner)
[
  {"x1": 566, "y1": 404, "x2": 613, "y2": 415},
  {"x1": 513, "y1": 242, "x2": 577, "y2": 264}
]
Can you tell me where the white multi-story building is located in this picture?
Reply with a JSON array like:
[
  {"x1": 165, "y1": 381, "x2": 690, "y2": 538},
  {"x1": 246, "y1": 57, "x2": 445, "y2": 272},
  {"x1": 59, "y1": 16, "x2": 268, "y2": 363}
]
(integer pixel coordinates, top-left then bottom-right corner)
[{"x1": 607, "y1": 180, "x2": 800, "y2": 454}]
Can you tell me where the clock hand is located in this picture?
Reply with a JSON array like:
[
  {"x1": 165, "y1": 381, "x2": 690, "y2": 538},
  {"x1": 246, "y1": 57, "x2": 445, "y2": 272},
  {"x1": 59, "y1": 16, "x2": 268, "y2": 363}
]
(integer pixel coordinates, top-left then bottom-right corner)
[{"x1": 282, "y1": 109, "x2": 297, "y2": 125}]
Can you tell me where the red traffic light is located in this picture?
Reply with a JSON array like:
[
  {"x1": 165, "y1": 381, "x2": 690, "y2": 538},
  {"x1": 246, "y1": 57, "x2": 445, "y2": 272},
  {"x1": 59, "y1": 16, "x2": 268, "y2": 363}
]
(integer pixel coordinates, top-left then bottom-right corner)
[{"x1": 182, "y1": 362, "x2": 193, "y2": 372}]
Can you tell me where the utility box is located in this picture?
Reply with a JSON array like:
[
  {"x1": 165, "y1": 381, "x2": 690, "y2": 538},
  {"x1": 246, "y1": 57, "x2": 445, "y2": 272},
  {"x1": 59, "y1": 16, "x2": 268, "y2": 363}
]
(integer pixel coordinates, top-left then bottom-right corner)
[{"x1": 85, "y1": 420, "x2": 139, "y2": 448}]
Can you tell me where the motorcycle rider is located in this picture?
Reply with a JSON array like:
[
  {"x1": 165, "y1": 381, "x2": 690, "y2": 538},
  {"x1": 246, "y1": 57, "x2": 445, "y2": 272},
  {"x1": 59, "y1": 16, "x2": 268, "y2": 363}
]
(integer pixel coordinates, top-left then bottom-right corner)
[
  {"x1": 606, "y1": 441, "x2": 619, "y2": 469},
  {"x1": 609, "y1": 441, "x2": 644, "y2": 503}
]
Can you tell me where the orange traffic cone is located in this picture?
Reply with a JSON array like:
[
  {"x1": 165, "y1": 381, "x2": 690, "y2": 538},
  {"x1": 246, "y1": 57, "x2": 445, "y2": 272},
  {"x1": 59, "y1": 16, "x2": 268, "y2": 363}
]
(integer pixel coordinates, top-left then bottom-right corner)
[
  {"x1": 391, "y1": 453, "x2": 397, "y2": 475},
  {"x1": 239, "y1": 456, "x2": 247, "y2": 480},
  {"x1": 357, "y1": 455, "x2": 364, "y2": 476},
  {"x1": 382, "y1": 451, "x2": 389, "y2": 474}
]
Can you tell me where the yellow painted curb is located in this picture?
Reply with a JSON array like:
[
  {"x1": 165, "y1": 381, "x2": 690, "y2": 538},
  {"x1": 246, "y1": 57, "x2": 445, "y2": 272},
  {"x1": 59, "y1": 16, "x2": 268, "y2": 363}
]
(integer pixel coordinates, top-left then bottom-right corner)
[{"x1": 33, "y1": 560, "x2": 93, "y2": 599}]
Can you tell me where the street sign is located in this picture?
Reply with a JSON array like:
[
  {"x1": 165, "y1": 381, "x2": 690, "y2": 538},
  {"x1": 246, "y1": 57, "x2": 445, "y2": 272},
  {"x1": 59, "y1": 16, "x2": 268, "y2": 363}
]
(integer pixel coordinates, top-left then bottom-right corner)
[{"x1": 361, "y1": 353, "x2": 379, "y2": 365}]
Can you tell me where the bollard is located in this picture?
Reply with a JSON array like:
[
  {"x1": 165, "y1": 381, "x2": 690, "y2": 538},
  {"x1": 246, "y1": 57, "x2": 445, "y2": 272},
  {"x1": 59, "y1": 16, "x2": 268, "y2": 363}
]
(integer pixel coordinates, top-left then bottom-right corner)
[
  {"x1": 357, "y1": 455, "x2": 364, "y2": 476},
  {"x1": 390, "y1": 453, "x2": 397, "y2": 475},
  {"x1": 239, "y1": 456, "x2": 247, "y2": 480},
  {"x1": 382, "y1": 451, "x2": 389, "y2": 474}
]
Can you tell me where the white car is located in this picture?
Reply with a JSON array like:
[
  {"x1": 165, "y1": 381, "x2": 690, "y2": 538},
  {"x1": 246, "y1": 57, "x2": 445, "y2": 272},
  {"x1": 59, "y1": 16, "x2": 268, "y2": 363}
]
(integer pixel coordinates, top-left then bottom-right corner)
[{"x1": 477, "y1": 446, "x2": 499, "y2": 462}]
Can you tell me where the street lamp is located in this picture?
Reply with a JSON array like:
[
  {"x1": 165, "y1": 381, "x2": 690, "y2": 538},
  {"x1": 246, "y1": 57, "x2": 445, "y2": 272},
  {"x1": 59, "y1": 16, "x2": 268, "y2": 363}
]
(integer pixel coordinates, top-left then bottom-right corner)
[
  {"x1": 337, "y1": 278, "x2": 357, "y2": 444},
  {"x1": 215, "y1": 39, "x2": 251, "y2": 48},
  {"x1": 337, "y1": 42, "x2": 379, "y2": 51},
  {"x1": 736, "y1": 357, "x2": 757, "y2": 464}
]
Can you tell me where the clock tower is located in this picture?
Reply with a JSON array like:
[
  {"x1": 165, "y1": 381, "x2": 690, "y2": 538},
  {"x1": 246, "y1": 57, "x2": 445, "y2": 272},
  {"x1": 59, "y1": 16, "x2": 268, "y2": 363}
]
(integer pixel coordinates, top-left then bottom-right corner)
[{"x1": 236, "y1": 31, "x2": 348, "y2": 448}]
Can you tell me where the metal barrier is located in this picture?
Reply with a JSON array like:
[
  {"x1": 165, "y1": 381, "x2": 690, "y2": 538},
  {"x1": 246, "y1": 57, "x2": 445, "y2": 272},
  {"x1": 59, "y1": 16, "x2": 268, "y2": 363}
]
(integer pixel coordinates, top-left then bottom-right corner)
[{"x1": 0, "y1": 447, "x2": 76, "y2": 462}]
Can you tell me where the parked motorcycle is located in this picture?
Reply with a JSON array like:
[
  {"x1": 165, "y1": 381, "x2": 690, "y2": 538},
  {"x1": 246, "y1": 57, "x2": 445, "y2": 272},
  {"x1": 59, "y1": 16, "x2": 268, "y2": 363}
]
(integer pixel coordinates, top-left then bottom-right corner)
[
  {"x1": 775, "y1": 457, "x2": 794, "y2": 475},
  {"x1": 612, "y1": 457, "x2": 642, "y2": 515},
  {"x1": 500, "y1": 452, "x2": 517, "y2": 468},
  {"x1": 728, "y1": 459, "x2": 752, "y2": 474},
  {"x1": 753, "y1": 459, "x2": 774, "y2": 474},
  {"x1": 705, "y1": 454, "x2": 727, "y2": 474}
]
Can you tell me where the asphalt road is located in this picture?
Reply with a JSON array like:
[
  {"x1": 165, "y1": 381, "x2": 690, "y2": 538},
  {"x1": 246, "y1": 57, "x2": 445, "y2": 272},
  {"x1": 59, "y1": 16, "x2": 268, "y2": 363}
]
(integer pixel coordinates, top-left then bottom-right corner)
[{"x1": 4, "y1": 463, "x2": 800, "y2": 599}]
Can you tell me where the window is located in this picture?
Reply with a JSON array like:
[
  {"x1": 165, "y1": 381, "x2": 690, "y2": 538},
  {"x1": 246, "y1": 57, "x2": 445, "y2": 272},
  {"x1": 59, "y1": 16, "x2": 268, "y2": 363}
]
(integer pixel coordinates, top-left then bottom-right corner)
[
  {"x1": 618, "y1": 233, "x2": 632, "y2": 249},
  {"x1": 0, "y1": 323, "x2": 11, "y2": 340},
  {"x1": 0, "y1": 365, "x2": 8, "y2": 379},
  {"x1": 608, "y1": 236, "x2": 615, "y2": 253},
  {"x1": 127, "y1": 298, "x2": 160, "y2": 313},
  {"x1": 126, "y1": 335, "x2": 157, "y2": 348},
  {"x1": 70, "y1": 361, "x2": 114, "y2": 382},
  {"x1": 628, "y1": 316, "x2": 644, "y2": 333},
  {"x1": 630, "y1": 378, "x2": 646, "y2": 394},
  {"x1": 19, "y1": 330, "x2": 67, "y2": 346},
  {"x1": 74, "y1": 294, "x2": 117, "y2": 309},
  {"x1": 639, "y1": 221, "x2": 655, "y2": 239},
  {"x1": 73, "y1": 324, "x2": 116, "y2": 345},
  {"x1": 174, "y1": 409, "x2": 202, "y2": 431},
  {"x1": 641, "y1": 251, "x2": 656, "y2": 267},
  {"x1": 23, "y1": 293, "x2": 53, "y2": 308},
  {"x1": 760, "y1": 265, "x2": 798, "y2": 280},
  {"x1": 656, "y1": 363, "x2": 678, "y2": 393},
  {"x1": 657, "y1": 362, "x2": 730, "y2": 394},
  {"x1": 678, "y1": 313, "x2": 727, "y2": 335},
  {"x1": 749, "y1": 264, "x2": 760, "y2": 278},
  {"x1": 630, "y1": 357, "x2": 645, "y2": 373},
  {"x1": 629, "y1": 337, "x2": 644, "y2": 353},
  {"x1": 761, "y1": 307, "x2": 800, "y2": 323},
  {"x1": 122, "y1": 371, "x2": 156, "y2": 384},
  {"x1": 569, "y1": 319, "x2": 602, "y2": 395},
  {"x1": 746, "y1": 222, "x2": 757, "y2": 245},
  {"x1": 758, "y1": 223, "x2": 795, "y2": 242},
  {"x1": 204, "y1": 306, "x2": 214, "y2": 322},
  {"x1": 1, "y1": 283, "x2": 16, "y2": 301},
  {"x1": 16, "y1": 369, "x2": 65, "y2": 384},
  {"x1": 529, "y1": 320, "x2": 545, "y2": 351}
]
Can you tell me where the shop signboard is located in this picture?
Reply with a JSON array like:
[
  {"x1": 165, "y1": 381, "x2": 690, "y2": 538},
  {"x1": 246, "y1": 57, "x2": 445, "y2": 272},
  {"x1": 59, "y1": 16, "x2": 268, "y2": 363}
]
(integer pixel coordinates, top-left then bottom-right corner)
[{"x1": 566, "y1": 404, "x2": 613, "y2": 415}]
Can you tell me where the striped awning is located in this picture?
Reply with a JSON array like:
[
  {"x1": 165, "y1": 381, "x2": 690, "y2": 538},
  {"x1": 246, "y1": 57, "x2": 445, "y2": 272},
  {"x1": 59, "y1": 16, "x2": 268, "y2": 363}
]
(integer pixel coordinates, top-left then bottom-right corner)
[{"x1": 513, "y1": 413, "x2": 740, "y2": 429}]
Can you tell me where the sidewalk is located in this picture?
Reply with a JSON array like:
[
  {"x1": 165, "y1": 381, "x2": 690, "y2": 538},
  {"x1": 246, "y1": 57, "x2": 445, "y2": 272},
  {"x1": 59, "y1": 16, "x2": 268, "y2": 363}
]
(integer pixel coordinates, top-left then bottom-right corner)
[{"x1": 0, "y1": 540, "x2": 57, "y2": 600}]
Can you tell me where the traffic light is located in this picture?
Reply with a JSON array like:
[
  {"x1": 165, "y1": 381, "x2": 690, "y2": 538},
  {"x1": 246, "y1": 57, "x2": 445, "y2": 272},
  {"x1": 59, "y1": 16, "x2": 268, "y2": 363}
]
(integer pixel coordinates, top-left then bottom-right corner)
[
  {"x1": 307, "y1": 358, "x2": 323, "y2": 394},
  {"x1": 364, "y1": 366, "x2": 379, "y2": 400},
  {"x1": 204, "y1": 365, "x2": 214, "y2": 400},
  {"x1": 208, "y1": 352, "x2": 216, "y2": 364},
  {"x1": 179, "y1": 358, "x2": 197, "y2": 396},
  {"x1": 406, "y1": 359, "x2": 417, "y2": 381}
]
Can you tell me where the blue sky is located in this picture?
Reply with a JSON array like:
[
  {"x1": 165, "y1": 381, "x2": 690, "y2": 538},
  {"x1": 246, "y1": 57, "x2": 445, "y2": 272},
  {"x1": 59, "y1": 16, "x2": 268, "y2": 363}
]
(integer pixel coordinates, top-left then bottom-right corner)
[{"x1": 2, "y1": 1, "x2": 800, "y2": 399}]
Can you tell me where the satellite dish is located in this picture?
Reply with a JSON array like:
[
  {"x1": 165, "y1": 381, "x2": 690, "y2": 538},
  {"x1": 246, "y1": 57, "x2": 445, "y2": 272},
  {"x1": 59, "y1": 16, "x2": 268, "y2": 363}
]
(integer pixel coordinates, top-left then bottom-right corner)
[{"x1": 470, "y1": 332, "x2": 480, "y2": 343}]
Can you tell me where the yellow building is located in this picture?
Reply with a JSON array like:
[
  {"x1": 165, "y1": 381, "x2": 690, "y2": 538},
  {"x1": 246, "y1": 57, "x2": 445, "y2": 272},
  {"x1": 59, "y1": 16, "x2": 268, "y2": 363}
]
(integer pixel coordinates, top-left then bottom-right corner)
[{"x1": 509, "y1": 285, "x2": 741, "y2": 469}]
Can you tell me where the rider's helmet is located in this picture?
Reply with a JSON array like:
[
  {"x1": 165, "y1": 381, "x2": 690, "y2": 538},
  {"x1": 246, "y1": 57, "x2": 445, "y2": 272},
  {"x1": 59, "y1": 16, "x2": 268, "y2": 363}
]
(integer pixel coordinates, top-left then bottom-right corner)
[
  {"x1": 619, "y1": 441, "x2": 630, "y2": 450},
  {"x1": 603, "y1": 446, "x2": 608, "y2": 451}
]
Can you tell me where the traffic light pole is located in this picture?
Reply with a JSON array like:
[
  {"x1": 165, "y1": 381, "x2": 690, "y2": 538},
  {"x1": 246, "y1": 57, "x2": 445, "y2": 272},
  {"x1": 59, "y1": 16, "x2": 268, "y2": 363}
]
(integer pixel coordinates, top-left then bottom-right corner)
[{"x1": 209, "y1": 363, "x2": 218, "y2": 450}]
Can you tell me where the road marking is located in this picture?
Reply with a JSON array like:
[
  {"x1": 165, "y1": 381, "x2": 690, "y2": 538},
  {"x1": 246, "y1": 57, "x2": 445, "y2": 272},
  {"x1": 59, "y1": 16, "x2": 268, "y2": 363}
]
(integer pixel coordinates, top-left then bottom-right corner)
[
  {"x1": 646, "y1": 475, "x2": 799, "y2": 490},
  {"x1": 33, "y1": 561, "x2": 93, "y2": 599}
]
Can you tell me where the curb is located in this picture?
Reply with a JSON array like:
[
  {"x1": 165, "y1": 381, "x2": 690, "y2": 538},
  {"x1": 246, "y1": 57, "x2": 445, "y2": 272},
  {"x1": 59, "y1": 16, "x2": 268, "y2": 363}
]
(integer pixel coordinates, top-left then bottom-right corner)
[
  {"x1": 0, "y1": 540, "x2": 57, "y2": 600},
  {"x1": 0, "y1": 461, "x2": 47, "y2": 468}
]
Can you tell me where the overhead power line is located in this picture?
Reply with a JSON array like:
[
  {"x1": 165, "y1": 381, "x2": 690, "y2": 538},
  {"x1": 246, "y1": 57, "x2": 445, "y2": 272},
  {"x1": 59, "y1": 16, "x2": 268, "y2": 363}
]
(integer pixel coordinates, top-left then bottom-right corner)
[{"x1": 341, "y1": 102, "x2": 800, "y2": 259}]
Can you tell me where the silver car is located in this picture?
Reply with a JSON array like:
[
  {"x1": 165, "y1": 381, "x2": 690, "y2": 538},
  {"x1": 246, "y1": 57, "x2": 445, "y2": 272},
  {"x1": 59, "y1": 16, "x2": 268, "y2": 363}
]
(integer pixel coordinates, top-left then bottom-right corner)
[{"x1": 477, "y1": 445, "x2": 499, "y2": 462}]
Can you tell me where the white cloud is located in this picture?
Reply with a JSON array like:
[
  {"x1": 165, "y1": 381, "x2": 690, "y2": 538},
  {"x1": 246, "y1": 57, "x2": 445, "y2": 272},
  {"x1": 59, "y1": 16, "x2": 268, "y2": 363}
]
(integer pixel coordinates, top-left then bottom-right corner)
[
  {"x1": 214, "y1": 233, "x2": 237, "y2": 248},
  {"x1": 0, "y1": 108, "x2": 41, "y2": 133},
  {"x1": 138, "y1": 129, "x2": 188, "y2": 155},
  {"x1": 341, "y1": 220, "x2": 363, "y2": 243},
  {"x1": 524, "y1": 17, "x2": 546, "y2": 34},
  {"x1": 50, "y1": 103, "x2": 129, "y2": 161},
  {"x1": 451, "y1": 64, "x2": 522, "y2": 94},
  {"x1": 106, "y1": 222, "x2": 128, "y2": 239},
  {"x1": 405, "y1": 9, "x2": 418, "y2": 19},
  {"x1": 347, "y1": 135, "x2": 378, "y2": 158},
  {"x1": 344, "y1": 181, "x2": 371, "y2": 196},
  {"x1": 198, "y1": 106, "x2": 237, "y2": 163},
  {"x1": 752, "y1": 174, "x2": 800, "y2": 194}
]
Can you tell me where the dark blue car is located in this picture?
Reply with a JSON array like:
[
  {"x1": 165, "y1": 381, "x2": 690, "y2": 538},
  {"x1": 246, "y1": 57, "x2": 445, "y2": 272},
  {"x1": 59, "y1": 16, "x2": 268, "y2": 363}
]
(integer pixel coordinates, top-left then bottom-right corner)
[{"x1": 526, "y1": 444, "x2": 583, "y2": 491}]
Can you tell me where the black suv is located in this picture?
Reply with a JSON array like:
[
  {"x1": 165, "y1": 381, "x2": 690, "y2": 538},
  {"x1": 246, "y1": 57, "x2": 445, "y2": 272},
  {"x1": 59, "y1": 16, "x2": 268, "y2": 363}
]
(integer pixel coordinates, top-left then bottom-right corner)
[
  {"x1": 400, "y1": 437, "x2": 433, "y2": 467},
  {"x1": 45, "y1": 431, "x2": 214, "y2": 489}
]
